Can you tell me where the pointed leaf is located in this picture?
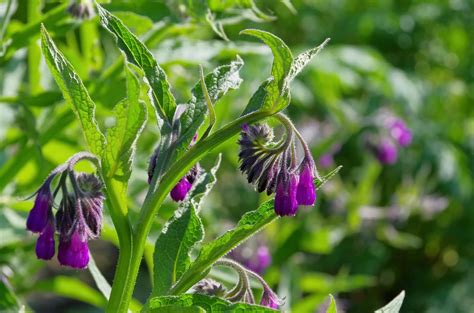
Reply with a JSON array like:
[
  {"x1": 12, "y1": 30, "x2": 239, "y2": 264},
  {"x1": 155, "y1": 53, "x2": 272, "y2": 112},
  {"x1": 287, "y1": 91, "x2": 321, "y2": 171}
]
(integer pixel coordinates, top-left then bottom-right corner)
[
  {"x1": 40, "y1": 25, "x2": 105, "y2": 156},
  {"x1": 286, "y1": 38, "x2": 330, "y2": 86},
  {"x1": 97, "y1": 5, "x2": 176, "y2": 124},
  {"x1": 375, "y1": 291, "x2": 405, "y2": 313},
  {"x1": 104, "y1": 65, "x2": 147, "y2": 181}
]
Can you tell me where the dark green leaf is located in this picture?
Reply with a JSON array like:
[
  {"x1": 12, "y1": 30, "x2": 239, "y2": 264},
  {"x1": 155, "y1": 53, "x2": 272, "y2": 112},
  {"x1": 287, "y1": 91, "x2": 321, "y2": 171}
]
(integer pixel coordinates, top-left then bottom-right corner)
[
  {"x1": 145, "y1": 294, "x2": 276, "y2": 312},
  {"x1": 152, "y1": 204, "x2": 204, "y2": 296},
  {"x1": 40, "y1": 25, "x2": 105, "y2": 156},
  {"x1": 97, "y1": 5, "x2": 176, "y2": 125},
  {"x1": 104, "y1": 65, "x2": 147, "y2": 181}
]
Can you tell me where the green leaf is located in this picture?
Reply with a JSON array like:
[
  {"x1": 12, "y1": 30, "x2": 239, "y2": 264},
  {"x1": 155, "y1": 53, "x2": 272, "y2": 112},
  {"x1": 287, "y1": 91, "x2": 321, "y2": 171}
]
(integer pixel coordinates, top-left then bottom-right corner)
[
  {"x1": 326, "y1": 294, "x2": 337, "y2": 313},
  {"x1": 171, "y1": 166, "x2": 342, "y2": 294},
  {"x1": 40, "y1": 25, "x2": 105, "y2": 156},
  {"x1": 178, "y1": 57, "x2": 243, "y2": 155},
  {"x1": 97, "y1": 5, "x2": 176, "y2": 125},
  {"x1": 240, "y1": 29, "x2": 293, "y2": 112},
  {"x1": 285, "y1": 38, "x2": 330, "y2": 86},
  {"x1": 375, "y1": 291, "x2": 405, "y2": 313},
  {"x1": 104, "y1": 65, "x2": 147, "y2": 181},
  {"x1": 152, "y1": 204, "x2": 204, "y2": 296},
  {"x1": 240, "y1": 79, "x2": 271, "y2": 116},
  {"x1": 145, "y1": 294, "x2": 276, "y2": 312}
]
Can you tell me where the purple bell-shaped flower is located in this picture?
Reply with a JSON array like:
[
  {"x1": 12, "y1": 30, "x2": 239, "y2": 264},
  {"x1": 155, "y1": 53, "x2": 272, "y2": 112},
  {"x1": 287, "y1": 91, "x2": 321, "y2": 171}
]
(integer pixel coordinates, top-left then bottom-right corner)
[
  {"x1": 35, "y1": 216, "x2": 55, "y2": 260},
  {"x1": 27, "y1": 177, "x2": 54, "y2": 233}
]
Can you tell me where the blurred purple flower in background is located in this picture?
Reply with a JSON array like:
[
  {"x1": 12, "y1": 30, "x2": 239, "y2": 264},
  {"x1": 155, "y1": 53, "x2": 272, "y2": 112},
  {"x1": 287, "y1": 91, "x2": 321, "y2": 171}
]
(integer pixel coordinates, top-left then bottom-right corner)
[{"x1": 376, "y1": 139, "x2": 398, "y2": 165}]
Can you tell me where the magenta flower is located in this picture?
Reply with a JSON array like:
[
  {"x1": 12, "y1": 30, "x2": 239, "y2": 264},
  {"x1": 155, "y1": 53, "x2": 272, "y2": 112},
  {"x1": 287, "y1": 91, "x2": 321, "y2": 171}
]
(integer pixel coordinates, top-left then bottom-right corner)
[
  {"x1": 389, "y1": 119, "x2": 412, "y2": 147},
  {"x1": 274, "y1": 172, "x2": 299, "y2": 216},
  {"x1": 58, "y1": 230, "x2": 90, "y2": 269},
  {"x1": 376, "y1": 139, "x2": 398, "y2": 164},
  {"x1": 170, "y1": 178, "x2": 192, "y2": 202},
  {"x1": 26, "y1": 177, "x2": 54, "y2": 233},
  {"x1": 35, "y1": 217, "x2": 55, "y2": 260},
  {"x1": 247, "y1": 246, "x2": 272, "y2": 274},
  {"x1": 296, "y1": 159, "x2": 316, "y2": 206}
]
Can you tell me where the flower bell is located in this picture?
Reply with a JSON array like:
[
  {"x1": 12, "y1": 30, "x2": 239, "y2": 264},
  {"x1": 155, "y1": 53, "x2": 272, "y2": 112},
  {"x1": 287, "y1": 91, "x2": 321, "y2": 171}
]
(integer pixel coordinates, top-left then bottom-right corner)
[
  {"x1": 26, "y1": 176, "x2": 54, "y2": 233},
  {"x1": 296, "y1": 158, "x2": 317, "y2": 206},
  {"x1": 35, "y1": 215, "x2": 55, "y2": 260}
]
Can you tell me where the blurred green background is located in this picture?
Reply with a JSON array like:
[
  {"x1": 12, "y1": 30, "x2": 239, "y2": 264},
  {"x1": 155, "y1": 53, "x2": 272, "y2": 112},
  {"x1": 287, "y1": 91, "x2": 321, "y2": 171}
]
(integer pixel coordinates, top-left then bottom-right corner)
[{"x1": 0, "y1": 0, "x2": 473, "y2": 312}]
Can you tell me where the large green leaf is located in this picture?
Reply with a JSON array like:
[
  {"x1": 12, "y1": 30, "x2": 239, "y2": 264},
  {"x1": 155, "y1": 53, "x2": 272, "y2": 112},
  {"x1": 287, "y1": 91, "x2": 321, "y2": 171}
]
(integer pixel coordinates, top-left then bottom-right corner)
[
  {"x1": 40, "y1": 25, "x2": 105, "y2": 156},
  {"x1": 240, "y1": 29, "x2": 293, "y2": 113},
  {"x1": 145, "y1": 294, "x2": 276, "y2": 312},
  {"x1": 375, "y1": 291, "x2": 405, "y2": 313},
  {"x1": 171, "y1": 166, "x2": 342, "y2": 294},
  {"x1": 104, "y1": 65, "x2": 147, "y2": 181},
  {"x1": 97, "y1": 5, "x2": 176, "y2": 125},
  {"x1": 152, "y1": 203, "x2": 204, "y2": 296}
]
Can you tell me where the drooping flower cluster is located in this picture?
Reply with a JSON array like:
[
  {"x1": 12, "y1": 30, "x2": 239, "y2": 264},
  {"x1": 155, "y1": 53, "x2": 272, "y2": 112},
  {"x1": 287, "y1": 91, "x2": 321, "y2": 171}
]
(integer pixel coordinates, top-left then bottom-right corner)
[
  {"x1": 369, "y1": 115, "x2": 413, "y2": 165},
  {"x1": 26, "y1": 153, "x2": 103, "y2": 269},
  {"x1": 238, "y1": 116, "x2": 319, "y2": 216}
]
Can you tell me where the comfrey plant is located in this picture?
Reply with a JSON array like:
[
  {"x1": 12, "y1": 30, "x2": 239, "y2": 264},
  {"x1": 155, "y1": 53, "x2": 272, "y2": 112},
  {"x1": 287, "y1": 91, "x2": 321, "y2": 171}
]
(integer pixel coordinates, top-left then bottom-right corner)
[{"x1": 27, "y1": 4, "x2": 341, "y2": 312}]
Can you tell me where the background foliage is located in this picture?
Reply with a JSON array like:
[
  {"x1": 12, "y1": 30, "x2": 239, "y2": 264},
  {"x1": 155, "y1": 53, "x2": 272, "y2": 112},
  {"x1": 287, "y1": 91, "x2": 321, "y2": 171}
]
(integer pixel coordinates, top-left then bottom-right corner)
[{"x1": 0, "y1": 0, "x2": 473, "y2": 312}]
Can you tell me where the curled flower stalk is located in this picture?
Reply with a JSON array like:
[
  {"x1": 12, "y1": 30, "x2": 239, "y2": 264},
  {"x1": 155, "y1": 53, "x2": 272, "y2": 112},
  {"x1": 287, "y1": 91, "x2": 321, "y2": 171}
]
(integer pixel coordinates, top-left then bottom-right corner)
[
  {"x1": 25, "y1": 152, "x2": 103, "y2": 269},
  {"x1": 238, "y1": 113, "x2": 320, "y2": 216}
]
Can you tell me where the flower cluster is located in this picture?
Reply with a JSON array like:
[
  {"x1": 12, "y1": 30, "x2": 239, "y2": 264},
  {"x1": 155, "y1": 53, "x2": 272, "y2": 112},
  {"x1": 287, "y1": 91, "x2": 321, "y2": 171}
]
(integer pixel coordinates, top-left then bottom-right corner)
[
  {"x1": 238, "y1": 115, "x2": 319, "y2": 216},
  {"x1": 26, "y1": 154, "x2": 103, "y2": 269},
  {"x1": 370, "y1": 116, "x2": 412, "y2": 165}
]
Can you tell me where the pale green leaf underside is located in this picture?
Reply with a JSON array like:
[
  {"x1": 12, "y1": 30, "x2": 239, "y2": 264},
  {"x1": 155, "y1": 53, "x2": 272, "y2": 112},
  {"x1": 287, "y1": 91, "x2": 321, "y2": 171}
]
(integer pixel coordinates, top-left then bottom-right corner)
[
  {"x1": 104, "y1": 66, "x2": 147, "y2": 181},
  {"x1": 375, "y1": 291, "x2": 405, "y2": 313},
  {"x1": 40, "y1": 25, "x2": 105, "y2": 156}
]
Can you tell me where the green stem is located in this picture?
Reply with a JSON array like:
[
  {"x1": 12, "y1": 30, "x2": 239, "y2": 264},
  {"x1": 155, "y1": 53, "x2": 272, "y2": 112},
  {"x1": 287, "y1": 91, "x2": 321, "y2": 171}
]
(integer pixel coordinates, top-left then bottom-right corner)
[{"x1": 105, "y1": 110, "x2": 270, "y2": 313}]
